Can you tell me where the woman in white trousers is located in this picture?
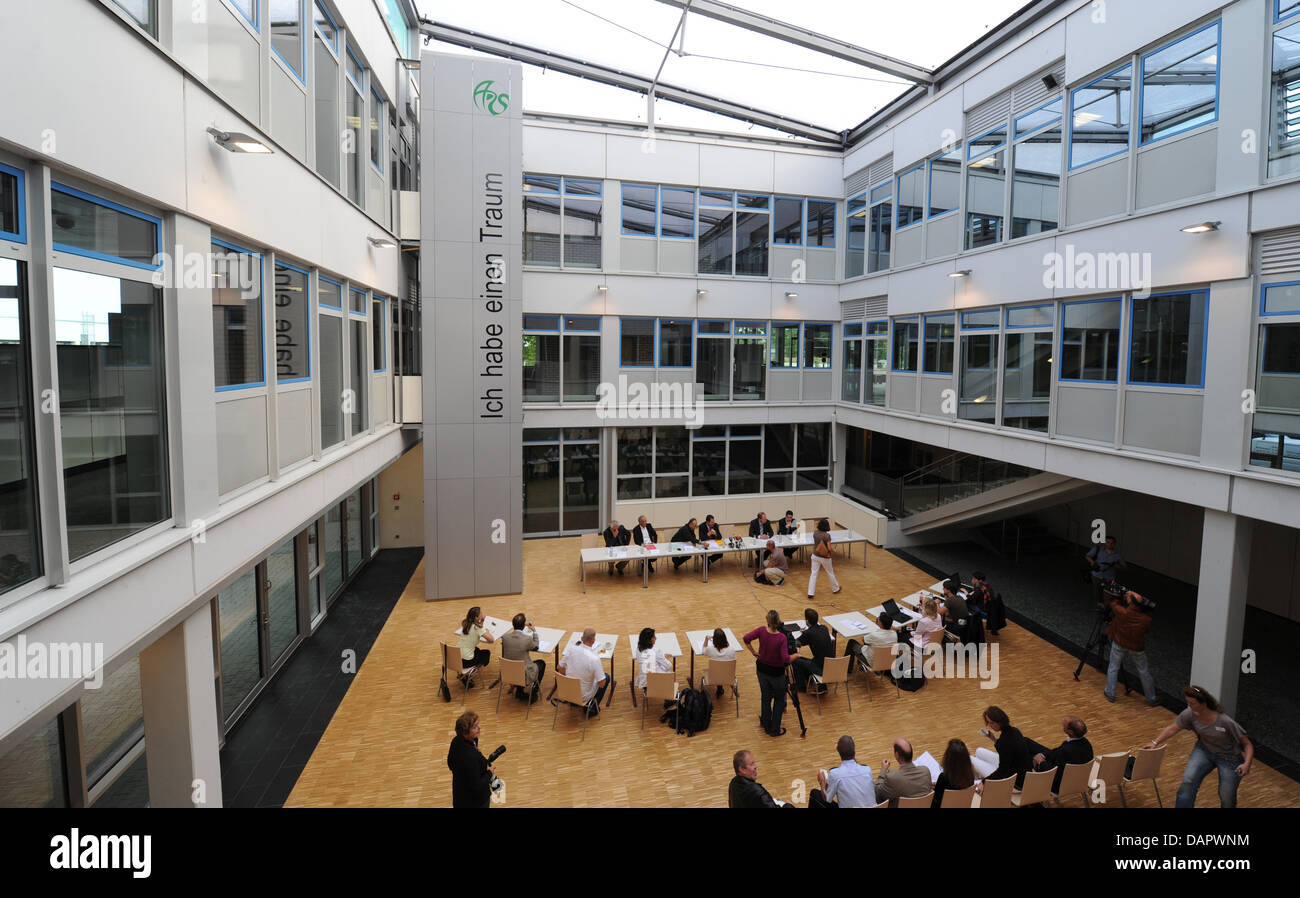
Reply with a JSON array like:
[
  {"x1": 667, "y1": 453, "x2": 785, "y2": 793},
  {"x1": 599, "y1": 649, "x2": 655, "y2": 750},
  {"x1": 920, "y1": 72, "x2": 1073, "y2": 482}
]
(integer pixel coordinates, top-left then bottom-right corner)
[{"x1": 807, "y1": 518, "x2": 842, "y2": 598}]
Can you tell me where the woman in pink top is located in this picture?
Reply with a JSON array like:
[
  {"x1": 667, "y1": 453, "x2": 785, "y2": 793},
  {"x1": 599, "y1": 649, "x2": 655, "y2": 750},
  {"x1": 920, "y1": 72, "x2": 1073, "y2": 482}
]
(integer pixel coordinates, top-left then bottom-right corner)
[
  {"x1": 910, "y1": 597, "x2": 944, "y2": 649},
  {"x1": 744, "y1": 610, "x2": 795, "y2": 737}
]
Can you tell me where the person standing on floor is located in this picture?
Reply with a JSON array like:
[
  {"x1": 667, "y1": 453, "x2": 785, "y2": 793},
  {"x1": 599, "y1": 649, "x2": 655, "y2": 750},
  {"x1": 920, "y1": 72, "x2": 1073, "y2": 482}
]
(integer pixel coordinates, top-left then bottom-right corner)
[
  {"x1": 807, "y1": 518, "x2": 842, "y2": 598},
  {"x1": 744, "y1": 609, "x2": 796, "y2": 738},
  {"x1": 1149, "y1": 685, "x2": 1253, "y2": 808},
  {"x1": 447, "y1": 711, "x2": 494, "y2": 809}
]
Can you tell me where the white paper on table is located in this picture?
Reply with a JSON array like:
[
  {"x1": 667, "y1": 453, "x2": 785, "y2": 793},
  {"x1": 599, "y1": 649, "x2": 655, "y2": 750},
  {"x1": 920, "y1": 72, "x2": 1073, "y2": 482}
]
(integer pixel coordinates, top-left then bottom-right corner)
[
  {"x1": 972, "y1": 747, "x2": 999, "y2": 780},
  {"x1": 538, "y1": 641, "x2": 554, "y2": 653},
  {"x1": 844, "y1": 619, "x2": 868, "y2": 632},
  {"x1": 915, "y1": 751, "x2": 942, "y2": 784}
]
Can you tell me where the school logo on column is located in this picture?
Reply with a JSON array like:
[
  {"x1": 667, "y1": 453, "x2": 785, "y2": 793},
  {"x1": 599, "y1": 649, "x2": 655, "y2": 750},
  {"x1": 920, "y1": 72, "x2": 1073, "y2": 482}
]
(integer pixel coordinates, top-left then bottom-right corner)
[{"x1": 473, "y1": 80, "x2": 510, "y2": 116}]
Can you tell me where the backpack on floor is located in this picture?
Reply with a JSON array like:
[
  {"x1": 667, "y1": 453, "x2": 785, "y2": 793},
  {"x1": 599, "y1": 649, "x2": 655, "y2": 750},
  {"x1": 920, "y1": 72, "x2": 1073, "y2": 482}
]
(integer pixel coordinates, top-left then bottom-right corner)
[
  {"x1": 893, "y1": 646, "x2": 926, "y2": 692},
  {"x1": 670, "y1": 687, "x2": 713, "y2": 736}
]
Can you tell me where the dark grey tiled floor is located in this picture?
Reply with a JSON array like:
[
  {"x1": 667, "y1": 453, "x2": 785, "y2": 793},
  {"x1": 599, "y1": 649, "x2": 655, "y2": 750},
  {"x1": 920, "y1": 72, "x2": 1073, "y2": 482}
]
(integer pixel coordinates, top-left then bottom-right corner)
[
  {"x1": 220, "y1": 548, "x2": 424, "y2": 808},
  {"x1": 892, "y1": 540, "x2": 1300, "y2": 782}
]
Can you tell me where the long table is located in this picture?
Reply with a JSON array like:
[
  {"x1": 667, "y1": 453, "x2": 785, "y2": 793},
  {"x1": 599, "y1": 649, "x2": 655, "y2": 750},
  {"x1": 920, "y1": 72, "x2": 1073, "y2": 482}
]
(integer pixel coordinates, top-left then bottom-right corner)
[
  {"x1": 626, "y1": 632, "x2": 682, "y2": 707},
  {"x1": 578, "y1": 529, "x2": 874, "y2": 592}
]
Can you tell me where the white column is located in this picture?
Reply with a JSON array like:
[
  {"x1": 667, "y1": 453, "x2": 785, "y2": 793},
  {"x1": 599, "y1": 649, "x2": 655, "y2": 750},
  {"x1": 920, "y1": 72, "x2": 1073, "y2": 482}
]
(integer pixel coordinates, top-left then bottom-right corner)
[
  {"x1": 139, "y1": 605, "x2": 223, "y2": 808},
  {"x1": 1190, "y1": 509, "x2": 1252, "y2": 716}
]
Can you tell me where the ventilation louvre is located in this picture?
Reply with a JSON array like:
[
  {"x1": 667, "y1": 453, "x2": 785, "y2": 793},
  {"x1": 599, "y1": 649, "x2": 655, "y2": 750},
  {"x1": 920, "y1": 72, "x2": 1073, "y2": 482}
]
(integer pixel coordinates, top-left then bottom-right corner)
[
  {"x1": 1012, "y1": 61, "x2": 1066, "y2": 115},
  {"x1": 1259, "y1": 227, "x2": 1300, "y2": 276},
  {"x1": 840, "y1": 298, "x2": 866, "y2": 320},
  {"x1": 965, "y1": 93, "x2": 1012, "y2": 139}
]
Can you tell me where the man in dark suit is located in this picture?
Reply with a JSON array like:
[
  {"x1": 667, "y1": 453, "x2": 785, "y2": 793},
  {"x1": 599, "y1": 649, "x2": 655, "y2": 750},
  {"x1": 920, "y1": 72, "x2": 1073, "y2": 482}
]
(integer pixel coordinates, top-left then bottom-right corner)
[
  {"x1": 698, "y1": 515, "x2": 723, "y2": 566},
  {"x1": 670, "y1": 517, "x2": 699, "y2": 570},
  {"x1": 1028, "y1": 716, "x2": 1095, "y2": 794},
  {"x1": 602, "y1": 520, "x2": 630, "y2": 575},
  {"x1": 749, "y1": 511, "x2": 774, "y2": 566},
  {"x1": 631, "y1": 515, "x2": 658, "y2": 573},
  {"x1": 777, "y1": 509, "x2": 799, "y2": 535},
  {"x1": 791, "y1": 608, "x2": 833, "y2": 693}
]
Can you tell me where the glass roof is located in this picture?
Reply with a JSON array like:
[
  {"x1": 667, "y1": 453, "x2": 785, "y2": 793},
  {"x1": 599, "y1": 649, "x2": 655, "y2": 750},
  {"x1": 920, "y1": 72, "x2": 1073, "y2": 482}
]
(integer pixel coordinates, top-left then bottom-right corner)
[{"x1": 421, "y1": 0, "x2": 1032, "y2": 140}]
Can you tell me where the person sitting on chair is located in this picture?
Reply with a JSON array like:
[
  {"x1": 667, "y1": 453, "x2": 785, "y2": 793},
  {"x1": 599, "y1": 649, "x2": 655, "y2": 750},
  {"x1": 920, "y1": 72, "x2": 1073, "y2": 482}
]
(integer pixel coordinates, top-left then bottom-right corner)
[
  {"x1": 940, "y1": 578, "x2": 972, "y2": 639},
  {"x1": 703, "y1": 628, "x2": 735, "y2": 699},
  {"x1": 556, "y1": 628, "x2": 612, "y2": 715},
  {"x1": 777, "y1": 509, "x2": 799, "y2": 536},
  {"x1": 635, "y1": 627, "x2": 674, "y2": 704},
  {"x1": 1028, "y1": 716, "x2": 1095, "y2": 794},
  {"x1": 932, "y1": 739, "x2": 976, "y2": 808},
  {"x1": 698, "y1": 515, "x2": 724, "y2": 566},
  {"x1": 980, "y1": 706, "x2": 1033, "y2": 789},
  {"x1": 967, "y1": 571, "x2": 991, "y2": 618},
  {"x1": 749, "y1": 511, "x2": 774, "y2": 566},
  {"x1": 791, "y1": 608, "x2": 833, "y2": 694},
  {"x1": 809, "y1": 735, "x2": 877, "y2": 808},
  {"x1": 601, "y1": 520, "x2": 631, "y2": 576},
  {"x1": 670, "y1": 518, "x2": 700, "y2": 570},
  {"x1": 500, "y1": 613, "x2": 545, "y2": 702},
  {"x1": 874, "y1": 739, "x2": 931, "y2": 807},
  {"x1": 631, "y1": 515, "x2": 658, "y2": 573},
  {"x1": 728, "y1": 750, "x2": 788, "y2": 808},
  {"x1": 847, "y1": 610, "x2": 904, "y2": 671},
  {"x1": 754, "y1": 540, "x2": 788, "y2": 586},
  {"x1": 458, "y1": 606, "x2": 495, "y2": 685}
]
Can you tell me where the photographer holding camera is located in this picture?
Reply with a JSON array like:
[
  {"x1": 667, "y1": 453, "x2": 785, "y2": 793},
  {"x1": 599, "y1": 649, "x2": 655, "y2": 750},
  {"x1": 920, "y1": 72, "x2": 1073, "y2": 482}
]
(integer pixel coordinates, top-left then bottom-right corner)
[
  {"x1": 448, "y1": 711, "x2": 499, "y2": 808},
  {"x1": 1104, "y1": 587, "x2": 1159, "y2": 706}
]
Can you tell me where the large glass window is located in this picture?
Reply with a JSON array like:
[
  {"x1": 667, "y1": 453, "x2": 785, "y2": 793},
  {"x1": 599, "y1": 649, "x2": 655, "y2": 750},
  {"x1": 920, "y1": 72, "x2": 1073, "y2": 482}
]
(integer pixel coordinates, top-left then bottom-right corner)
[
  {"x1": 524, "y1": 176, "x2": 601, "y2": 268},
  {"x1": 562, "y1": 316, "x2": 600, "y2": 401},
  {"x1": 697, "y1": 194, "x2": 734, "y2": 275},
  {"x1": 0, "y1": 259, "x2": 41, "y2": 597},
  {"x1": 965, "y1": 128, "x2": 1007, "y2": 249},
  {"x1": 111, "y1": 0, "x2": 157, "y2": 36},
  {"x1": 1011, "y1": 100, "x2": 1062, "y2": 238},
  {"x1": 796, "y1": 422, "x2": 830, "y2": 490},
  {"x1": 369, "y1": 87, "x2": 385, "y2": 171},
  {"x1": 230, "y1": 0, "x2": 257, "y2": 29},
  {"x1": 349, "y1": 318, "x2": 368, "y2": 434},
  {"x1": 621, "y1": 318, "x2": 655, "y2": 367},
  {"x1": 928, "y1": 148, "x2": 961, "y2": 218},
  {"x1": 345, "y1": 60, "x2": 364, "y2": 204},
  {"x1": 563, "y1": 179, "x2": 602, "y2": 269},
  {"x1": 865, "y1": 320, "x2": 888, "y2": 405},
  {"x1": 1070, "y1": 64, "x2": 1132, "y2": 169},
  {"x1": 922, "y1": 314, "x2": 955, "y2": 374},
  {"x1": 1269, "y1": 19, "x2": 1300, "y2": 179},
  {"x1": 892, "y1": 318, "x2": 919, "y2": 372},
  {"x1": 212, "y1": 240, "x2": 264, "y2": 389},
  {"x1": 770, "y1": 322, "x2": 800, "y2": 369},
  {"x1": 1263, "y1": 281, "x2": 1300, "y2": 315},
  {"x1": 845, "y1": 192, "x2": 866, "y2": 278},
  {"x1": 0, "y1": 163, "x2": 24, "y2": 243},
  {"x1": 868, "y1": 182, "x2": 892, "y2": 273},
  {"x1": 660, "y1": 188, "x2": 695, "y2": 239},
  {"x1": 773, "y1": 197, "x2": 803, "y2": 245},
  {"x1": 1003, "y1": 329, "x2": 1053, "y2": 431},
  {"x1": 270, "y1": 0, "x2": 305, "y2": 81},
  {"x1": 696, "y1": 321, "x2": 730, "y2": 400},
  {"x1": 621, "y1": 184, "x2": 656, "y2": 235},
  {"x1": 1061, "y1": 299, "x2": 1121, "y2": 382},
  {"x1": 266, "y1": 537, "x2": 298, "y2": 663},
  {"x1": 54, "y1": 268, "x2": 168, "y2": 561},
  {"x1": 842, "y1": 323, "x2": 862, "y2": 402},
  {"x1": 959, "y1": 332, "x2": 999, "y2": 424},
  {"x1": 273, "y1": 261, "x2": 309, "y2": 382},
  {"x1": 807, "y1": 199, "x2": 835, "y2": 247},
  {"x1": 1252, "y1": 321, "x2": 1300, "y2": 471},
  {"x1": 1128, "y1": 291, "x2": 1207, "y2": 387},
  {"x1": 728, "y1": 432, "x2": 762, "y2": 494},
  {"x1": 51, "y1": 185, "x2": 159, "y2": 269},
  {"x1": 0, "y1": 715, "x2": 66, "y2": 807},
  {"x1": 659, "y1": 319, "x2": 692, "y2": 367},
  {"x1": 655, "y1": 426, "x2": 689, "y2": 498},
  {"x1": 1139, "y1": 22, "x2": 1220, "y2": 145},
  {"x1": 372, "y1": 295, "x2": 385, "y2": 371},
  {"x1": 691, "y1": 427, "x2": 726, "y2": 496},
  {"x1": 216, "y1": 569, "x2": 258, "y2": 721},
  {"x1": 804, "y1": 323, "x2": 832, "y2": 369},
  {"x1": 522, "y1": 429, "x2": 599, "y2": 534},
  {"x1": 314, "y1": 25, "x2": 340, "y2": 187},
  {"x1": 895, "y1": 164, "x2": 924, "y2": 230},
  {"x1": 320, "y1": 312, "x2": 344, "y2": 448},
  {"x1": 81, "y1": 659, "x2": 143, "y2": 788},
  {"x1": 732, "y1": 321, "x2": 767, "y2": 399},
  {"x1": 522, "y1": 315, "x2": 560, "y2": 402}
]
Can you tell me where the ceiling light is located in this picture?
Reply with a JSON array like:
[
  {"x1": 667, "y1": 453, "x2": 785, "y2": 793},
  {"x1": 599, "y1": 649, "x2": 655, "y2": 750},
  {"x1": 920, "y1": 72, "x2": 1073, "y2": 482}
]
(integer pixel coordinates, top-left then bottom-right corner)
[
  {"x1": 785, "y1": 292, "x2": 798, "y2": 299},
  {"x1": 1073, "y1": 112, "x2": 1102, "y2": 126},
  {"x1": 948, "y1": 269, "x2": 971, "y2": 278},
  {"x1": 1180, "y1": 220, "x2": 1220, "y2": 234},
  {"x1": 206, "y1": 126, "x2": 272, "y2": 154},
  {"x1": 368, "y1": 236, "x2": 398, "y2": 248}
]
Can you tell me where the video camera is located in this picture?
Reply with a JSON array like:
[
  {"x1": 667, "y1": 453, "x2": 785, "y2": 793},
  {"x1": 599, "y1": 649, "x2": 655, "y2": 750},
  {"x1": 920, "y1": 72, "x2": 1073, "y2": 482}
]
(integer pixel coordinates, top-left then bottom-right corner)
[
  {"x1": 486, "y1": 744, "x2": 507, "y2": 795},
  {"x1": 1102, "y1": 582, "x2": 1156, "y2": 612}
]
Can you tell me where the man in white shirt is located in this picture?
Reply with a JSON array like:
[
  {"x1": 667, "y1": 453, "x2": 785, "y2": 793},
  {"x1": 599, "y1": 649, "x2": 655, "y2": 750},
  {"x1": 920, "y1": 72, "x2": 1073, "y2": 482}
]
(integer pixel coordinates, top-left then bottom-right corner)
[
  {"x1": 557, "y1": 627, "x2": 613, "y2": 713},
  {"x1": 631, "y1": 515, "x2": 658, "y2": 573},
  {"x1": 808, "y1": 736, "x2": 877, "y2": 808}
]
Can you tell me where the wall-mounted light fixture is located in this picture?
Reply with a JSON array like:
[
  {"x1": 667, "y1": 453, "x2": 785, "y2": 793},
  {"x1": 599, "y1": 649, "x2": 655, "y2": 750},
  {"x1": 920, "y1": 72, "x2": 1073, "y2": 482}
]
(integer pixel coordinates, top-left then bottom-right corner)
[
  {"x1": 206, "y1": 126, "x2": 272, "y2": 154},
  {"x1": 785, "y1": 292, "x2": 798, "y2": 299},
  {"x1": 948, "y1": 269, "x2": 971, "y2": 279},
  {"x1": 597, "y1": 285, "x2": 608, "y2": 293},
  {"x1": 1180, "y1": 220, "x2": 1221, "y2": 234},
  {"x1": 697, "y1": 289, "x2": 709, "y2": 296},
  {"x1": 368, "y1": 236, "x2": 398, "y2": 248}
]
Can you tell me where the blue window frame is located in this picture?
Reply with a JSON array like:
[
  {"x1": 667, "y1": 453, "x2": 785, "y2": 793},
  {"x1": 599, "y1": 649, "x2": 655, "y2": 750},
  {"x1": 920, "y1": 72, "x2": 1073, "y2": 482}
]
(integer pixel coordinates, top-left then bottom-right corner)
[
  {"x1": 807, "y1": 199, "x2": 835, "y2": 247},
  {"x1": 523, "y1": 314, "x2": 560, "y2": 331},
  {"x1": 319, "y1": 275, "x2": 342, "y2": 309},
  {"x1": 927, "y1": 149, "x2": 961, "y2": 218},
  {"x1": 228, "y1": 0, "x2": 258, "y2": 30},
  {"x1": 1262, "y1": 281, "x2": 1300, "y2": 316},
  {"x1": 1138, "y1": 21, "x2": 1221, "y2": 146},
  {"x1": 0, "y1": 162, "x2": 27, "y2": 244},
  {"x1": 961, "y1": 309, "x2": 1000, "y2": 329},
  {"x1": 1127, "y1": 289, "x2": 1209, "y2": 388},
  {"x1": 869, "y1": 182, "x2": 892, "y2": 204},
  {"x1": 270, "y1": 0, "x2": 307, "y2": 84},
  {"x1": 50, "y1": 182, "x2": 161, "y2": 270},
  {"x1": 735, "y1": 320, "x2": 768, "y2": 335},
  {"x1": 1015, "y1": 97, "x2": 1063, "y2": 138},
  {"x1": 659, "y1": 319, "x2": 693, "y2": 367},
  {"x1": 349, "y1": 287, "x2": 367, "y2": 316},
  {"x1": 564, "y1": 179, "x2": 602, "y2": 196},
  {"x1": 696, "y1": 319, "x2": 731, "y2": 335},
  {"x1": 1069, "y1": 63, "x2": 1133, "y2": 170},
  {"x1": 804, "y1": 322, "x2": 833, "y2": 369},
  {"x1": 773, "y1": 196, "x2": 804, "y2": 246},
  {"x1": 212, "y1": 236, "x2": 266, "y2": 391},
  {"x1": 1281, "y1": 0, "x2": 1300, "y2": 22},
  {"x1": 967, "y1": 124, "x2": 1008, "y2": 161},
  {"x1": 895, "y1": 164, "x2": 925, "y2": 230},
  {"x1": 620, "y1": 317, "x2": 656, "y2": 367},
  {"x1": 345, "y1": 44, "x2": 366, "y2": 91},
  {"x1": 621, "y1": 183, "x2": 657, "y2": 236},
  {"x1": 1059, "y1": 297, "x2": 1122, "y2": 383},
  {"x1": 276, "y1": 259, "x2": 312, "y2": 383},
  {"x1": 370, "y1": 86, "x2": 385, "y2": 172},
  {"x1": 922, "y1": 314, "x2": 956, "y2": 374},
  {"x1": 1006, "y1": 303, "x2": 1054, "y2": 329},
  {"x1": 891, "y1": 318, "x2": 919, "y2": 372},
  {"x1": 564, "y1": 316, "x2": 600, "y2": 331},
  {"x1": 660, "y1": 187, "x2": 695, "y2": 239},
  {"x1": 313, "y1": 1, "x2": 337, "y2": 48},
  {"x1": 844, "y1": 323, "x2": 863, "y2": 337}
]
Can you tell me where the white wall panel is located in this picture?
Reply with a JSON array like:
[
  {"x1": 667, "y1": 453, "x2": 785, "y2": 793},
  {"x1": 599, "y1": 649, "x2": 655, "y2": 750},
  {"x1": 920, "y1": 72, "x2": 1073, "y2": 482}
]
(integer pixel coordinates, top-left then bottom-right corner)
[
  {"x1": 963, "y1": 22, "x2": 1066, "y2": 111},
  {"x1": 523, "y1": 125, "x2": 606, "y2": 177},
  {"x1": 1064, "y1": 0, "x2": 1226, "y2": 84},
  {"x1": 890, "y1": 90, "x2": 966, "y2": 174},
  {"x1": 606, "y1": 134, "x2": 699, "y2": 185}
]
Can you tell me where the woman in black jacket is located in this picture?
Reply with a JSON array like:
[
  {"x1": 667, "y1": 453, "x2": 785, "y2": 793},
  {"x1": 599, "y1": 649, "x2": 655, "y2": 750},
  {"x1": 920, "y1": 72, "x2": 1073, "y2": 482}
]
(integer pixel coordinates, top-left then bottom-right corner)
[
  {"x1": 447, "y1": 711, "x2": 494, "y2": 808},
  {"x1": 932, "y1": 739, "x2": 976, "y2": 807},
  {"x1": 982, "y1": 705, "x2": 1032, "y2": 788}
]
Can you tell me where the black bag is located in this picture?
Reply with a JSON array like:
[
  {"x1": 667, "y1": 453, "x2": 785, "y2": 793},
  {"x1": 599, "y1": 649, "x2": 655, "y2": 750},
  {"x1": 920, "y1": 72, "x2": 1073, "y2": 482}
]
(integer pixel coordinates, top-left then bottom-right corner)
[
  {"x1": 893, "y1": 646, "x2": 926, "y2": 692},
  {"x1": 987, "y1": 593, "x2": 1007, "y2": 632},
  {"x1": 669, "y1": 687, "x2": 714, "y2": 736},
  {"x1": 440, "y1": 679, "x2": 452, "y2": 702}
]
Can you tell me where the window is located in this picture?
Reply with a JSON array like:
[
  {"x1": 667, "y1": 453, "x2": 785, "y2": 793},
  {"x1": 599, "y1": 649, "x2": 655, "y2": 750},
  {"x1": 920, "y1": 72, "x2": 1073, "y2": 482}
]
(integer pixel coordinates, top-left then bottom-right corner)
[
  {"x1": 922, "y1": 314, "x2": 955, "y2": 374},
  {"x1": 349, "y1": 318, "x2": 368, "y2": 434},
  {"x1": 773, "y1": 197, "x2": 803, "y2": 245},
  {"x1": 318, "y1": 275, "x2": 341, "y2": 309},
  {"x1": 1011, "y1": 99, "x2": 1062, "y2": 238},
  {"x1": 692, "y1": 427, "x2": 727, "y2": 496},
  {"x1": 959, "y1": 329, "x2": 998, "y2": 424},
  {"x1": 892, "y1": 318, "x2": 919, "y2": 372},
  {"x1": 733, "y1": 321, "x2": 767, "y2": 399},
  {"x1": 212, "y1": 240, "x2": 264, "y2": 390},
  {"x1": 796, "y1": 423, "x2": 830, "y2": 489},
  {"x1": 616, "y1": 426, "x2": 653, "y2": 499},
  {"x1": 370, "y1": 87, "x2": 385, "y2": 171},
  {"x1": 1070, "y1": 64, "x2": 1132, "y2": 169},
  {"x1": 1263, "y1": 281, "x2": 1300, "y2": 316},
  {"x1": 1003, "y1": 305, "x2": 1053, "y2": 432},
  {"x1": 522, "y1": 430, "x2": 599, "y2": 534},
  {"x1": 660, "y1": 188, "x2": 695, "y2": 238},
  {"x1": 621, "y1": 318, "x2": 655, "y2": 367},
  {"x1": 1282, "y1": 0, "x2": 1300, "y2": 21},
  {"x1": 659, "y1": 319, "x2": 692, "y2": 367},
  {"x1": 1269, "y1": 19, "x2": 1300, "y2": 179},
  {"x1": 1007, "y1": 303, "x2": 1054, "y2": 328},
  {"x1": 962, "y1": 308, "x2": 1000, "y2": 328},
  {"x1": 621, "y1": 184, "x2": 656, "y2": 235},
  {"x1": 868, "y1": 181, "x2": 892, "y2": 272},
  {"x1": 804, "y1": 323, "x2": 832, "y2": 369},
  {"x1": 51, "y1": 184, "x2": 159, "y2": 269},
  {"x1": 270, "y1": 0, "x2": 305, "y2": 82},
  {"x1": 928, "y1": 148, "x2": 961, "y2": 218},
  {"x1": 807, "y1": 200, "x2": 835, "y2": 247},
  {"x1": 770, "y1": 322, "x2": 800, "y2": 368},
  {"x1": 0, "y1": 162, "x2": 25, "y2": 243},
  {"x1": 313, "y1": 17, "x2": 340, "y2": 187},
  {"x1": 736, "y1": 194, "x2": 770, "y2": 277},
  {"x1": 728, "y1": 427, "x2": 762, "y2": 494},
  {"x1": 380, "y1": 0, "x2": 412, "y2": 54},
  {"x1": 312, "y1": 1, "x2": 335, "y2": 43},
  {"x1": 895, "y1": 164, "x2": 924, "y2": 230},
  {"x1": 562, "y1": 316, "x2": 600, "y2": 400},
  {"x1": 349, "y1": 287, "x2": 366, "y2": 314},
  {"x1": 345, "y1": 59, "x2": 364, "y2": 204},
  {"x1": 0, "y1": 716, "x2": 66, "y2": 807},
  {"x1": 1061, "y1": 299, "x2": 1121, "y2": 382},
  {"x1": 320, "y1": 312, "x2": 344, "y2": 448},
  {"x1": 0, "y1": 259, "x2": 41, "y2": 597},
  {"x1": 53, "y1": 268, "x2": 168, "y2": 560},
  {"x1": 372, "y1": 295, "x2": 385, "y2": 372},
  {"x1": 273, "y1": 261, "x2": 310, "y2": 382},
  {"x1": 842, "y1": 324, "x2": 862, "y2": 402},
  {"x1": 524, "y1": 176, "x2": 602, "y2": 269},
  {"x1": 229, "y1": 0, "x2": 257, "y2": 28},
  {"x1": 655, "y1": 426, "x2": 689, "y2": 497},
  {"x1": 1128, "y1": 291, "x2": 1207, "y2": 387},
  {"x1": 1139, "y1": 22, "x2": 1220, "y2": 145},
  {"x1": 965, "y1": 126, "x2": 1007, "y2": 249},
  {"x1": 698, "y1": 191, "x2": 769, "y2": 276},
  {"x1": 696, "y1": 320, "x2": 730, "y2": 400},
  {"x1": 1251, "y1": 315, "x2": 1300, "y2": 471},
  {"x1": 865, "y1": 320, "x2": 888, "y2": 405},
  {"x1": 522, "y1": 315, "x2": 559, "y2": 402},
  {"x1": 112, "y1": 0, "x2": 157, "y2": 36},
  {"x1": 845, "y1": 192, "x2": 866, "y2": 278}
]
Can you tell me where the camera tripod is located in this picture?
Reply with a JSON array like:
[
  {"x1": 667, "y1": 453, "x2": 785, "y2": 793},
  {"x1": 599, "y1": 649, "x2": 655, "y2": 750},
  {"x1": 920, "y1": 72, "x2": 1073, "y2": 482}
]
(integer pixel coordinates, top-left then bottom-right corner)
[
  {"x1": 1072, "y1": 609, "x2": 1132, "y2": 695},
  {"x1": 785, "y1": 665, "x2": 807, "y2": 738}
]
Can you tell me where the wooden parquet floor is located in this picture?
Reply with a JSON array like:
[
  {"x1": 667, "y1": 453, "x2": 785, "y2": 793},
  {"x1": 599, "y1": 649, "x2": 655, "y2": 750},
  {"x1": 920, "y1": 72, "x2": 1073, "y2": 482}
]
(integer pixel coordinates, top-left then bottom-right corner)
[{"x1": 285, "y1": 539, "x2": 1300, "y2": 808}]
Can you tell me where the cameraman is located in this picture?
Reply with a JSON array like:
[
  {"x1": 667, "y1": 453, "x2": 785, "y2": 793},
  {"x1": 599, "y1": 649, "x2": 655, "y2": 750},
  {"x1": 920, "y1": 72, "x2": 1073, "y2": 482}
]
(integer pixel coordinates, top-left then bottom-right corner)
[
  {"x1": 1104, "y1": 589, "x2": 1158, "y2": 706},
  {"x1": 448, "y1": 711, "x2": 495, "y2": 808}
]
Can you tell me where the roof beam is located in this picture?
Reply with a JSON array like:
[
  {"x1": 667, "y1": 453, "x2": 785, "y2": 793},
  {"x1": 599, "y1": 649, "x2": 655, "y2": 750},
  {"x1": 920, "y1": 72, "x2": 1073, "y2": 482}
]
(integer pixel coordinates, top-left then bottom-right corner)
[
  {"x1": 419, "y1": 20, "x2": 844, "y2": 144},
  {"x1": 655, "y1": 0, "x2": 933, "y2": 84}
]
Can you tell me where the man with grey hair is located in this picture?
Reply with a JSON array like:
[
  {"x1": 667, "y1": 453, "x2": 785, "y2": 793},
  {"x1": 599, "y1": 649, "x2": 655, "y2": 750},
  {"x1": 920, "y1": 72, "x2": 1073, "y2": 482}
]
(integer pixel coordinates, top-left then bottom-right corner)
[
  {"x1": 1028, "y1": 716, "x2": 1094, "y2": 794},
  {"x1": 754, "y1": 540, "x2": 789, "y2": 586},
  {"x1": 601, "y1": 520, "x2": 630, "y2": 576},
  {"x1": 557, "y1": 627, "x2": 612, "y2": 713},
  {"x1": 631, "y1": 514, "x2": 658, "y2": 573}
]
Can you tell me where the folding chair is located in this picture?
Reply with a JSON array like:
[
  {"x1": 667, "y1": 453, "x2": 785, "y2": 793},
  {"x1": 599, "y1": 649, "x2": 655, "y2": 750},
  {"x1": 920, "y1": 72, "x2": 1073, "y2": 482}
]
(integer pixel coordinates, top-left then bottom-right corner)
[
  {"x1": 1120, "y1": 744, "x2": 1167, "y2": 807},
  {"x1": 868, "y1": 799, "x2": 889, "y2": 808},
  {"x1": 973, "y1": 774, "x2": 1016, "y2": 808},
  {"x1": 642, "y1": 671, "x2": 681, "y2": 731},
  {"x1": 1011, "y1": 768, "x2": 1056, "y2": 806},
  {"x1": 810, "y1": 654, "x2": 851, "y2": 714},
  {"x1": 898, "y1": 791, "x2": 934, "y2": 808},
  {"x1": 440, "y1": 643, "x2": 480, "y2": 706},
  {"x1": 700, "y1": 657, "x2": 739, "y2": 718},
  {"x1": 495, "y1": 656, "x2": 534, "y2": 719},
  {"x1": 939, "y1": 785, "x2": 977, "y2": 808},
  {"x1": 1052, "y1": 761, "x2": 1096, "y2": 807},
  {"x1": 1088, "y1": 751, "x2": 1131, "y2": 806},
  {"x1": 551, "y1": 673, "x2": 597, "y2": 742},
  {"x1": 858, "y1": 643, "x2": 901, "y2": 701}
]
